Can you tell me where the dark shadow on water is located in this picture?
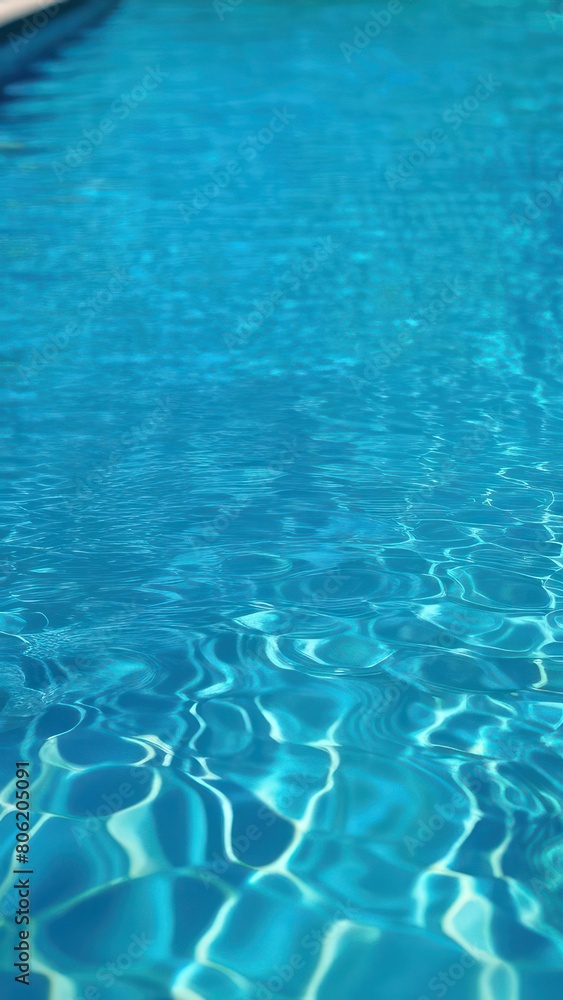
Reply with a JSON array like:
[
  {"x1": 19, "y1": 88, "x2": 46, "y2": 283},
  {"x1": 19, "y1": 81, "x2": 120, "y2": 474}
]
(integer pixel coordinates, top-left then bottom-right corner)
[{"x1": 0, "y1": 0, "x2": 121, "y2": 95}]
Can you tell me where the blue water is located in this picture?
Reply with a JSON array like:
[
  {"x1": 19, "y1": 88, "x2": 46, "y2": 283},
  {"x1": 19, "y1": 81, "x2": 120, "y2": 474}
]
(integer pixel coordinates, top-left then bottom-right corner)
[{"x1": 1, "y1": 0, "x2": 563, "y2": 997}]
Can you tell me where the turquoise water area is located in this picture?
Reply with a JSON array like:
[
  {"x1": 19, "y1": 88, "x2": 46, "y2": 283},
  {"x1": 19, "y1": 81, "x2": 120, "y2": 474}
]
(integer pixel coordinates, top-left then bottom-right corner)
[{"x1": 1, "y1": 0, "x2": 563, "y2": 997}]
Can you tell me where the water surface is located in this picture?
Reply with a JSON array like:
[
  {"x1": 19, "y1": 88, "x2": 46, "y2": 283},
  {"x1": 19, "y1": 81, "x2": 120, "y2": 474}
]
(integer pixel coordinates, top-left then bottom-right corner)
[{"x1": 1, "y1": 1, "x2": 563, "y2": 998}]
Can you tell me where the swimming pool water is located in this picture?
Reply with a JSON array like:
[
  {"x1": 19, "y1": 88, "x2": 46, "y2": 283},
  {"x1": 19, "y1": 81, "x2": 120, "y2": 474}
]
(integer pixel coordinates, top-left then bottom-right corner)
[{"x1": 1, "y1": 1, "x2": 563, "y2": 998}]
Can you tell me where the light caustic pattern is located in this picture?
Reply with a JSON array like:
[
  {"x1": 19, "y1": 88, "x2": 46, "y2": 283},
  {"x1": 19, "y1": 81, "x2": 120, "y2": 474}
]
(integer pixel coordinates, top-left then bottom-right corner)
[{"x1": 0, "y1": 1, "x2": 562, "y2": 999}]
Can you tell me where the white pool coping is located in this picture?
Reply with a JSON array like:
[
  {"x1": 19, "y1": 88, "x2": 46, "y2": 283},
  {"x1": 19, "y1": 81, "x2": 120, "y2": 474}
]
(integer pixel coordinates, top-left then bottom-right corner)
[{"x1": 0, "y1": 0, "x2": 70, "y2": 29}]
